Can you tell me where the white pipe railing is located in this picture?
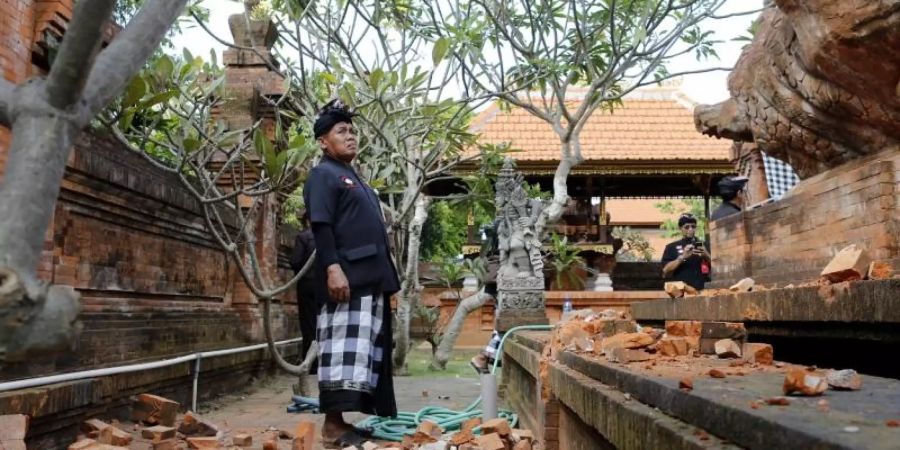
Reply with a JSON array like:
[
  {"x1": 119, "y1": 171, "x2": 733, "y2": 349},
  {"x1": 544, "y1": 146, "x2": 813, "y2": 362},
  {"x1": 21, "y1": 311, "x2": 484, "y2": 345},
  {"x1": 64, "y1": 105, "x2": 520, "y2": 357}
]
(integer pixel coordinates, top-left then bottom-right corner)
[{"x1": 0, "y1": 338, "x2": 303, "y2": 411}]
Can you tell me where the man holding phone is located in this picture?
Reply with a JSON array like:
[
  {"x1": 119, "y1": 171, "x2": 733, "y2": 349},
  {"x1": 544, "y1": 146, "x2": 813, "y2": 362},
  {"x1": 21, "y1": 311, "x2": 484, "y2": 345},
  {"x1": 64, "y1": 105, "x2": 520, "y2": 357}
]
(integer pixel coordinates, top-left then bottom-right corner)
[{"x1": 661, "y1": 213, "x2": 711, "y2": 291}]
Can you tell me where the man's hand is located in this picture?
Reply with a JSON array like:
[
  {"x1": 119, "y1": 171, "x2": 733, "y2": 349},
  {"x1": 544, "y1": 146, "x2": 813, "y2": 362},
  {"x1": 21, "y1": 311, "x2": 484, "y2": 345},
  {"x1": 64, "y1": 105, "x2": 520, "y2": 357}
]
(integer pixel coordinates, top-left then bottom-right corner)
[
  {"x1": 681, "y1": 244, "x2": 694, "y2": 260},
  {"x1": 695, "y1": 247, "x2": 711, "y2": 260},
  {"x1": 326, "y1": 264, "x2": 350, "y2": 302}
]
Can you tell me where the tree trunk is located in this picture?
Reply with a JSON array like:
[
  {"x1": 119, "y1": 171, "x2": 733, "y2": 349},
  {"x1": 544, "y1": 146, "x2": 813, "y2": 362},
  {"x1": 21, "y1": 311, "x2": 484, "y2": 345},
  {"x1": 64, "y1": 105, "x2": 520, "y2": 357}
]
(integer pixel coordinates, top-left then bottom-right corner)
[
  {"x1": 392, "y1": 195, "x2": 430, "y2": 375},
  {"x1": 0, "y1": 93, "x2": 83, "y2": 361},
  {"x1": 430, "y1": 289, "x2": 492, "y2": 371}
]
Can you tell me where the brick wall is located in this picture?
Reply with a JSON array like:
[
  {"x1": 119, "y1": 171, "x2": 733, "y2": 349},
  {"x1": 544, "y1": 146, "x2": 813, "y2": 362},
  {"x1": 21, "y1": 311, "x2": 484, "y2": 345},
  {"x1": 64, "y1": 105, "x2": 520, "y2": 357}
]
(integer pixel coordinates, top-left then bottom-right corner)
[
  {"x1": 709, "y1": 149, "x2": 899, "y2": 287},
  {"x1": 1, "y1": 133, "x2": 300, "y2": 381}
]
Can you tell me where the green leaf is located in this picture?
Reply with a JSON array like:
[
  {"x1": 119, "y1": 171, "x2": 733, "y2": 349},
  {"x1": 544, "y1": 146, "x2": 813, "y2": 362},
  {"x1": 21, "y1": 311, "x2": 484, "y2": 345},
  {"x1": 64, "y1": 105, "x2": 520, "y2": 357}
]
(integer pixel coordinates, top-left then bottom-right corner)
[
  {"x1": 183, "y1": 47, "x2": 193, "y2": 64},
  {"x1": 118, "y1": 109, "x2": 135, "y2": 130},
  {"x1": 369, "y1": 68, "x2": 385, "y2": 88},
  {"x1": 432, "y1": 37, "x2": 450, "y2": 65},
  {"x1": 138, "y1": 90, "x2": 178, "y2": 109},
  {"x1": 183, "y1": 137, "x2": 201, "y2": 153},
  {"x1": 155, "y1": 55, "x2": 174, "y2": 81},
  {"x1": 122, "y1": 76, "x2": 146, "y2": 108}
]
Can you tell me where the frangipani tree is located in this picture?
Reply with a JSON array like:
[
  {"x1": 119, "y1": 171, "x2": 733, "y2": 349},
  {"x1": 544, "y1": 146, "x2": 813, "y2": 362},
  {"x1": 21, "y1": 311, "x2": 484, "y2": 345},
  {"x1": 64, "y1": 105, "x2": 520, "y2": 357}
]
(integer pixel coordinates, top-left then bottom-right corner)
[
  {"x1": 415, "y1": 0, "x2": 741, "y2": 223},
  {"x1": 0, "y1": 0, "x2": 196, "y2": 363}
]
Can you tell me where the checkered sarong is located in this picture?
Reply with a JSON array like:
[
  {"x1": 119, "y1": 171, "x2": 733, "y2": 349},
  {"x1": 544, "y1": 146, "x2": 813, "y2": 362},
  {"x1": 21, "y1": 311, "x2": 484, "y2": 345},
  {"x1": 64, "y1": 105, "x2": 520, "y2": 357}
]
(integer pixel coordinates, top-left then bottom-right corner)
[
  {"x1": 483, "y1": 330, "x2": 501, "y2": 358},
  {"x1": 317, "y1": 292, "x2": 385, "y2": 393},
  {"x1": 762, "y1": 152, "x2": 800, "y2": 199}
]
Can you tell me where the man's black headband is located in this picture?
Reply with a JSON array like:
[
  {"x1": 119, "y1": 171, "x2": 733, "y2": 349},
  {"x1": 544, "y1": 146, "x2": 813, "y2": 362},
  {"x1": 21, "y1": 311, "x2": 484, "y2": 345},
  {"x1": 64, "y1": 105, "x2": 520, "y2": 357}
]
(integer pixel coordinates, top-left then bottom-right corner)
[{"x1": 313, "y1": 100, "x2": 357, "y2": 139}]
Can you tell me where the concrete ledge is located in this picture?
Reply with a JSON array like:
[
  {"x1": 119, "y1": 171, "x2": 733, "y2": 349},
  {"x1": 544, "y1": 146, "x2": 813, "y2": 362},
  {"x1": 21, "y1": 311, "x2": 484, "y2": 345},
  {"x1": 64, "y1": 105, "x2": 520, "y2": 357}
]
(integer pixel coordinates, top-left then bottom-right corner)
[
  {"x1": 631, "y1": 280, "x2": 900, "y2": 325},
  {"x1": 505, "y1": 335, "x2": 740, "y2": 450},
  {"x1": 512, "y1": 331, "x2": 900, "y2": 450}
]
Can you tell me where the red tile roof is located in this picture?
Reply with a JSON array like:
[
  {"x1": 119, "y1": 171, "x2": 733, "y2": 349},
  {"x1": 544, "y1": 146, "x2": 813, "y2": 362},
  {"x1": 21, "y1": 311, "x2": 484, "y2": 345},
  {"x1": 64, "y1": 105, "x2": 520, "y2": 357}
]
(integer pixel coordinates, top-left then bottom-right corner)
[{"x1": 470, "y1": 89, "x2": 730, "y2": 162}]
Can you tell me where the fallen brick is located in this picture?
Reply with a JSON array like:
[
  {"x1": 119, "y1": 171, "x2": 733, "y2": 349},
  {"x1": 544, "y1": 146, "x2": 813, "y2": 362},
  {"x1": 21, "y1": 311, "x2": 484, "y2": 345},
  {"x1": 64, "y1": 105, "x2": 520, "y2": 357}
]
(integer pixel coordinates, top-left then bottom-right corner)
[
  {"x1": 590, "y1": 319, "x2": 637, "y2": 336},
  {"x1": 0, "y1": 415, "x2": 29, "y2": 441},
  {"x1": 178, "y1": 412, "x2": 219, "y2": 437},
  {"x1": 97, "y1": 425, "x2": 132, "y2": 447},
  {"x1": 784, "y1": 368, "x2": 828, "y2": 396},
  {"x1": 664, "y1": 321, "x2": 702, "y2": 337},
  {"x1": 418, "y1": 441, "x2": 449, "y2": 450},
  {"x1": 460, "y1": 417, "x2": 481, "y2": 433},
  {"x1": 608, "y1": 347, "x2": 655, "y2": 363},
  {"x1": 449, "y1": 429, "x2": 476, "y2": 445},
  {"x1": 362, "y1": 442, "x2": 379, "y2": 450},
  {"x1": 476, "y1": 432, "x2": 506, "y2": 450},
  {"x1": 742, "y1": 343, "x2": 774, "y2": 365},
  {"x1": 557, "y1": 321, "x2": 591, "y2": 347},
  {"x1": 81, "y1": 419, "x2": 109, "y2": 438},
  {"x1": 766, "y1": 397, "x2": 790, "y2": 406},
  {"x1": 232, "y1": 433, "x2": 252, "y2": 447},
  {"x1": 514, "y1": 439, "x2": 533, "y2": 450},
  {"x1": 656, "y1": 337, "x2": 689, "y2": 357},
  {"x1": 292, "y1": 421, "x2": 315, "y2": 450},
  {"x1": 412, "y1": 420, "x2": 441, "y2": 444},
  {"x1": 132, "y1": 394, "x2": 179, "y2": 427},
  {"x1": 826, "y1": 369, "x2": 863, "y2": 390},
  {"x1": 152, "y1": 440, "x2": 177, "y2": 450},
  {"x1": 481, "y1": 418, "x2": 512, "y2": 437},
  {"x1": 821, "y1": 244, "x2": 870, "y2": 283},
  {"x1": 142, "y1": 425, "x2": 176, "y2": 443},
  {"x1": 867, "y1": 261, "x2": 893, "y2": 280},
  {"x1": 887, "y1": 420, "x2": 899, "y2": 428},
  {"x1": 68, "y1": 439, "x2": 101, "y2": 450},
  {"x1": 187, "y1": 436, "x2": 220, "y2": 449},
  {"x1": 679, "y1": 377, "x2": 693, "y2": 391},
  {"x1": 729, "y1": 277, "x2": 755, "y2": 292},
  {"x1": 708, "y1": 369, "x2": 727, "y2": 378},
  {"x1": 511, "y1": 428, "x2": 534, "y2": 442},
  {"x1": 665, "y1": 281, "x2": 698, "y2": 298},
  {"x1": 601, "y1": 332, "x2": 655, "y2": 353},
  {"x1": 278, "y1": 428, "x2": 294, "y2": 439},
  {"x1": 714, "y1": 339, "x2": 742, "y2": 359}
]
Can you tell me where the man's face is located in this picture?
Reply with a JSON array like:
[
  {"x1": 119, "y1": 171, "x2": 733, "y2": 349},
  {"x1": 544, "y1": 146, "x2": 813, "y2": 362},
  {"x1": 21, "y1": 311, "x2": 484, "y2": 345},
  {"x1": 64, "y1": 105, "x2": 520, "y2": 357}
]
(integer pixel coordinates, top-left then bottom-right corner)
[
  {"x1": 681, "y1": 222, "x2": 697, "y2": 239},
  {"x1": 318, "y1": 122, "x2": 357, "y2": 163}
]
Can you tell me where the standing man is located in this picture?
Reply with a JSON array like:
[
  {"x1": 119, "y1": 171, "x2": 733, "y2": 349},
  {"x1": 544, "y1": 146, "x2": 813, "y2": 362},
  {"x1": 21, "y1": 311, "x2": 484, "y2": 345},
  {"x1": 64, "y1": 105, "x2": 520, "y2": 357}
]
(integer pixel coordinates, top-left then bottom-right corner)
[
  {"x1": 711, "y1": 176, "x2": 749, "y2": 221},
  {"x1": 304, "y1": 100, "x2": 399, "y2": 447},
  {"x1": 661, "y1": 213, "x2": 711, "y2": 291}
]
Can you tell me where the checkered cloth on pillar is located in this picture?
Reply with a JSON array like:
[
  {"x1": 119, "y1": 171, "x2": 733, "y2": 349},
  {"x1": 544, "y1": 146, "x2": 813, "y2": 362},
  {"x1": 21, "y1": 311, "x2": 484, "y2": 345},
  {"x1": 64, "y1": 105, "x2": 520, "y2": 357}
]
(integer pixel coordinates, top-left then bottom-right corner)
[{"x1": 762, "y1": 152, "x2": 800, "y2": 199}]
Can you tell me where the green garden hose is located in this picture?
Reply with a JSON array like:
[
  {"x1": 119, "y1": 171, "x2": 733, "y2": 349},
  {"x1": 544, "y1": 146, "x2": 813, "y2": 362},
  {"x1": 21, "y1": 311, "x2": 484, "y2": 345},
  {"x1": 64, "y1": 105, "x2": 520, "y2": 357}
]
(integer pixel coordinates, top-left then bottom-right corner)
[{"x1": 356, "y1": 324, "x2": 553, "y2": 441}]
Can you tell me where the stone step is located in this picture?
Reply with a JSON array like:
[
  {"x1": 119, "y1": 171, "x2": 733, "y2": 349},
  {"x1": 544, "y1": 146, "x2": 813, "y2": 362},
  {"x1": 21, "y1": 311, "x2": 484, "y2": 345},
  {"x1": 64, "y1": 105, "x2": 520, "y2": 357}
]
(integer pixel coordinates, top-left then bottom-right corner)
[{"x1": 510, "y1": 331, "x2": 900, "y2": 450}]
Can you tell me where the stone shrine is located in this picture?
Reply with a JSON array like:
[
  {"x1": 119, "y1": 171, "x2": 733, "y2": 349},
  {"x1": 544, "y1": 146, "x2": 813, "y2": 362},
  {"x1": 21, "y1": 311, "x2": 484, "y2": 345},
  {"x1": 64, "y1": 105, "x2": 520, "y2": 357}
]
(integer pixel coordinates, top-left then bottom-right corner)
[{"x1": 494, "y1": 158, "x2": 549, "y2": 331}]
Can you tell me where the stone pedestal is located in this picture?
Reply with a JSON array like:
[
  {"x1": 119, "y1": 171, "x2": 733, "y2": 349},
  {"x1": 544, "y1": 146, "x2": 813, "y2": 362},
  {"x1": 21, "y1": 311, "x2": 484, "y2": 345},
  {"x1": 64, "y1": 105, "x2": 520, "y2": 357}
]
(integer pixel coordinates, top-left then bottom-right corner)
[
  {"x1": 495, "y1": 276, "x2": 548, "y2": 332},
  {"x1": 591, "y1": 273, "x2": 614, "y2": 292}
]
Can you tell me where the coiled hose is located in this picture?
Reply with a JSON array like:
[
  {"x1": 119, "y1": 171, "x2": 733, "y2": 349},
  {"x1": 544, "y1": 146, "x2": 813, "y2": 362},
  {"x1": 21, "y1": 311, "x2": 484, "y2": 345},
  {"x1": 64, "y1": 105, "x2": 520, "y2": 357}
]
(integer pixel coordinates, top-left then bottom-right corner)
[{"x1": 290, "y1": 324, "x2": 553, "y2": 441}]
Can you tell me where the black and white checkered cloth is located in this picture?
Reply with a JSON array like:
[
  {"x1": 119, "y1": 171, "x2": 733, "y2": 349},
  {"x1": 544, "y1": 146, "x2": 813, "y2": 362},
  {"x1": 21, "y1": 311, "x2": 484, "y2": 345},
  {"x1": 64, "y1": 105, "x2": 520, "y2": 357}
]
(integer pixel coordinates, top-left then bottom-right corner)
[
  {"x1": 762, "y1": 152, "x2": 800, "y2": 199},
  {"x1": 317, "y1": 293, "x2": 386, "y2": 393}
]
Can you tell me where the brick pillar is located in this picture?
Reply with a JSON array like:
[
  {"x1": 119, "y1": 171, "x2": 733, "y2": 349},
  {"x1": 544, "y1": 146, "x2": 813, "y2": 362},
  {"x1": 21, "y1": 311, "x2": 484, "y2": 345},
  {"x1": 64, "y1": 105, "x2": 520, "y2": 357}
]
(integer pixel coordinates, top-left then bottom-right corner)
[{"x1": 213, "y1": 14, "x2": 287, "y2": 339}]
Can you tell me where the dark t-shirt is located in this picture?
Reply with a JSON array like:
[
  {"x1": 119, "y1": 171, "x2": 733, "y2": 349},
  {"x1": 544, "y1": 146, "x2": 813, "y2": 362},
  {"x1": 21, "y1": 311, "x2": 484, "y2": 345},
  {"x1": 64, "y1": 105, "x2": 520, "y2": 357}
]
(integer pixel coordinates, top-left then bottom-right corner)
[
  {"x1": 661, "y1": 237, "x2": 706, "y2": 290},
  {"x1": 710, "y1": 201, "x2": 741, "y2": 221}
]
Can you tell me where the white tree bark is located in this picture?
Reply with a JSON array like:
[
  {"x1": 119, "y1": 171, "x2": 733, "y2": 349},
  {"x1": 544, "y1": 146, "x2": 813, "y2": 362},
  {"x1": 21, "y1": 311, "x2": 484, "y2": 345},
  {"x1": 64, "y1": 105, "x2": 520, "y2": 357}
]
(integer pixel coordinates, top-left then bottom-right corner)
[
  {"x1": 0, "y1": 0, "x2": 189, "y2": 362},
  {"x1": 430, "y1": 289, "x2": 492, "y2": 370},
  {"x1": 392, "y1": 195, "x2": 430, "y2": 375}
]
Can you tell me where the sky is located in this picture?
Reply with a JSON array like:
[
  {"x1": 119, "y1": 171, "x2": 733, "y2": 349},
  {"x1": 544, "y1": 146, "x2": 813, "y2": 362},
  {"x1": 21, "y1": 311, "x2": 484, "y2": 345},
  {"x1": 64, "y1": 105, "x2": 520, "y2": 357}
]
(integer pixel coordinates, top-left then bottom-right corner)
[{"x1": 170, "y1": 0, "x2": 763, "y2": 106}]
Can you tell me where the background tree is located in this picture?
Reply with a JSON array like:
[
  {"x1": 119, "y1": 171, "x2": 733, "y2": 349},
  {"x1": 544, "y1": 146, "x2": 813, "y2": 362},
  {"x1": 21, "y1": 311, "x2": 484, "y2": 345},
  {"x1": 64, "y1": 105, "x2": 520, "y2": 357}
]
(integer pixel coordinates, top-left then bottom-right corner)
[
  {"x1": 415, "y1": 0, "x2": 733, "y2": 227},
  {"x1": 0, "y1": 0, "x2": 191, "y2": 363},
  {"x1": 254, "y1": 0, "x2": 506, "y2": 373}
]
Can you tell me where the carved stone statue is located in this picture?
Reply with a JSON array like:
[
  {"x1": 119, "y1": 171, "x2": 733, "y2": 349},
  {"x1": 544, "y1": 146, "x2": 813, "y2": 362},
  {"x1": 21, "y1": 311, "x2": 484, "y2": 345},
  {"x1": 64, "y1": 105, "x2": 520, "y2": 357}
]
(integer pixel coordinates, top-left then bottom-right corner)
[
  {"x1": 694, "y1": 0, "x2": 900, "y2": 179},
  {"x1": 493, "y1": 158, "x2": 549, "y2": 331}
]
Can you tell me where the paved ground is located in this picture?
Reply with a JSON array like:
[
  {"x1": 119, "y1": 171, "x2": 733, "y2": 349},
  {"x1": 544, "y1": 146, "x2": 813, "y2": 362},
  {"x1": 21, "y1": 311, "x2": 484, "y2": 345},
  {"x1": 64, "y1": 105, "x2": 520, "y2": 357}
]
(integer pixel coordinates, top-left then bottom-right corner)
[{"x1": 198, "y1": 372, "x2": 484, "y2": 449}]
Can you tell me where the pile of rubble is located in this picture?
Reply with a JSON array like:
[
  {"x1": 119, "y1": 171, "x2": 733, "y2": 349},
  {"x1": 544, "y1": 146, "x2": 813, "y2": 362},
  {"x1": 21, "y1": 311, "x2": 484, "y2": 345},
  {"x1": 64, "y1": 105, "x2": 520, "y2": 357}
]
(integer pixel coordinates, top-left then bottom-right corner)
[
  {"x1": 539, "y1": 308, "x2": 873, "y2": 408},
  {"x1": 383, "y1": 417, "x2": 535, "y2": 450},
  {"x1": 32, "y1": 392, "x2": 538, "y2": 450}
]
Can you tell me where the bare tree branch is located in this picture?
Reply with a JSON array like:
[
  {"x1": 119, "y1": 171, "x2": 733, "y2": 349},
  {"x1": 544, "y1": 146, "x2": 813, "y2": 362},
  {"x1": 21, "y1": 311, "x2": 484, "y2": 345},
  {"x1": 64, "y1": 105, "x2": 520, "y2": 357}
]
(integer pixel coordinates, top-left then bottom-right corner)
[
  {"x1": 45, "y1": 0, "x2": 117, "y2": 111},
  {"x1": 80, "y1": 0, "x2": 190, "y2": 123},
  {"x1": 709, "y1": 8, "x2": 765, "y2": 19}
]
